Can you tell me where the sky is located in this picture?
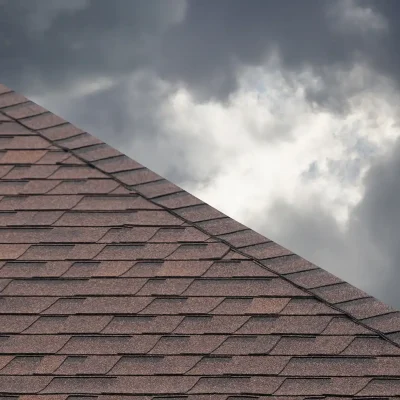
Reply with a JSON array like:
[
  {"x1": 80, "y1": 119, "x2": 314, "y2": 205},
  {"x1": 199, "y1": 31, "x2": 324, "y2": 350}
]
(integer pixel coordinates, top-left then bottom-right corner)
[{"x1": 1, "y1": 0, "x2": 400, "y2": 307}]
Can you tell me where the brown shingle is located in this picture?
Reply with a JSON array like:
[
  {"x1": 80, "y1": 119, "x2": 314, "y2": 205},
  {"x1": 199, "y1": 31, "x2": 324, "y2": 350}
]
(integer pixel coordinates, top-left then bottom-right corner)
[
  {"x1": 281, "y1": 356, "x2": 379, "y2": 377},
  {"x1": 49, "y1": 179, "x2": 119, "y2": 194},
  {"x1": 173, "y1": 315, "x2": 248, "y2": 334},
  {"x1": 55, "y1": 134, "x2": 103, "y2": 150},
  {"x1": 34, "y1": 151, "x2": 70, "y2": 165},
  {"x1": 39, "y1": 123, "x2": 85, "y2": 141},
  {"x1": 285, "y1": 268, "x2": 343, "y2": 289},
  {"x1": 203, "y1": 260, "x2": 276, "y2": 278},
  {"x1": 0, "y1": 112, "x2": 11, "y2": 121},
  {"x1": 211, "y1": 297, "x2": 290, "y2": 315},
  {"x1": 156, "y1": 260, "x2": 213, "y2": 277},
  {"x1": 167, "y1": 243, "x2": 229, "y2": 260},
  {"x1": 0, "y1": 195, "x2": 82, "y2": 210},
  {"x1": 338, "y1": 297, "x2": 395, "y2": 319},
  {"x1": 311, "y1": 282, "x2": 369, "y2": 304},
  {"x1": 188, "y1": 377, "x2": 251, "y2": 394},
  {"x1": 112, "y1": 376, "x2": 198, "y2": 395},
  {"x1": 135, "y1": 180, "x2": 183, "y2": 198},
  {"x1": 78, "y1": 296, "x2": 152, "y2": 314},
  {"x1": 362, "y1": 312, "x2": 400, "y2": 333},
  {"x1": 41, "y1": 227, "x2": 108, "y2": 243},
  {"x1": 54, "y1": 210, "x2": 182, "y2": 226},
  {"x1": 95, "y1": 243, "x2": 179, "y2": 260},
  {"x1": 280, "y1": 298, "x2": 341, "y2": 315},
  {"x1": 149, "y1": 335, "x2": 225, "y2": 355},
  {"x1": 0, "y1": 122, "x2": 33, "y2": 135},
  {"x1": 4, "y1": 165, "x2": 59, "y2": 179},
  {"x1": 0, "y1": 315, "x2": 38, "y2": 333},
  {"x1": 182, "y1": 277, "x2": 306, "y2": 297},
  {"x1": 176, "y1": 205, "x2": 226, "y2": 223},
  {"x1": 118, "y1": 261, "x2": 161, "y2": 277},
  {"x1": 198, "y1": 218, "x2": 248, "y2": 235},
  {"x1": 189, "y1": 355, "x2": 290, "y2": 376},
  {"x1": 0, "y1": 228, "x2": 49, "y2": 243},
  {"x1": 2, "y1": 102, "x2": 47, "y2": 119},
  {"x1": 342, "y1": 336, "x2": 400, "y2": 355},
  {"x1": 50, "y1": 166, "x2": 107, "y2": 179},
  {"x1": 20, "y1": 180, "x2": 61, "y2": 194},
  {"x1": 270, "y1": 335, "x2": 353, "y2": 356},
  {"x1": 263, "y1": 255, "x2": 317, "y2": 274},
  {"x1": 102, "y1": 315, "x2": 183, "y2": 335},
  {"x1": 0, "y1": 335, "x2": 69, "y2": 354},
  {"x1": 59, "y1": 335, "x2": 159, "y2": 355},
  {"x1": 74, "y1": 143, "x2": 122, "y2": 162},
  {"x1": 0, "y1": 136, "x2": 50, "y2": 149},
  {"x1": 0, "y1": 244, "x2": 29, "y2": 259},
  {"x1": 154, "y1": 192, "x2": 203, "y2": 209},
  {"x1": 0, "y1": 92, "x2": 28, "y2": 108},
  {"x1": 322, "y1": 316, "x2": 372, "y2": 335},
  {"x1": 109, "y1": 355, "x2": 200, "y2": 375},
  {"x1": 274, "y1": 377, "x2": 370, "y2": 396},
  {"x1": 0, "y1": 296, "x2": 57, "y2": 314},
  {"x1": 73, "y1": 195, "x2": 160, "y2": 210},
  {"x1": 213, "y1": 335, "x2": 279, "y2": 355},
  {"x1": 357, "y1": 378, "x2": 400, "y2": 396},
  {"x1": 0, "y1": 376, "x2": 52, "y2": 394},
  {"x1": 219, "y1": 230, "x2": 269, "y2": 248},
  {"x1": 0, "y1": 150, "x2": 47, "y2": 164},
  {"x1": 140, "y1": 297, "x2": 223, "y2": 315},
  {"x1": 150, "y1": 227, "x2": 209, "y2": 243},
  {"x1": 241, "y1": 242, "x2": 292, "y2": 259},
  {"x1": 41, "y1": 376, "x2": 117, "y2": 394},
  {"x1": 41, "y1": 298, "x2": 86, "y2": 315},
  {"x1": 93, "y1": 155, "x2": 143, "y2": 173},
  {"x1": 54, "y1": 355, "x2": 118, "y2": 375},
  {"x1": 60, "y1": 315, "x2": 112, "y2": 334},
  {"x1": 136, "y1": 278, "x2": 193, "y2": 296},
  {"x1": 20, "y1": 113, "x2": 67, "y2": 130},
  {"x1": 114, "y1": 169, "x2": 162, "y2": 186}
]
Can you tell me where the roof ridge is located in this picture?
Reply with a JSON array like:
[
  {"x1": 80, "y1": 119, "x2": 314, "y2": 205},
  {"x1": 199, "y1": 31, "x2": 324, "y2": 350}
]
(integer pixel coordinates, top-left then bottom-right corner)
[{"x1": 0, "y1": 83, "x2": 399, "y2": 349}]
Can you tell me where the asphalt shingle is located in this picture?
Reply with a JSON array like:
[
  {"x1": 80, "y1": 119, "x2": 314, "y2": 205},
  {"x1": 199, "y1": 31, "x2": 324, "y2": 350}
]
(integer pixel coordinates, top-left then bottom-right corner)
[{"x1": 0, "y1": 83, "x2": 399, "y2": 398}]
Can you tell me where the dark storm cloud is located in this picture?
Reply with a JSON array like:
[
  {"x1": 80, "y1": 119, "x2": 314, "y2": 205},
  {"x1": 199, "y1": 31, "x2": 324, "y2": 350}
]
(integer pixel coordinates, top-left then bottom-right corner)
[
  {"x1": 0, "y1": 0, "x2": 187, "y2": 92},
  {"x1": 2, "y1": 0, "x2": 400, "y2": 105}
]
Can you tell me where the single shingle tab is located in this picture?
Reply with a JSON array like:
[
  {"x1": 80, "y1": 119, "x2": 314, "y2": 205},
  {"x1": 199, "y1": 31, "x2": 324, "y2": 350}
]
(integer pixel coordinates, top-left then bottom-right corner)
[{"x1": 0, "y1": 83, "x2": 399, "y2": 398}]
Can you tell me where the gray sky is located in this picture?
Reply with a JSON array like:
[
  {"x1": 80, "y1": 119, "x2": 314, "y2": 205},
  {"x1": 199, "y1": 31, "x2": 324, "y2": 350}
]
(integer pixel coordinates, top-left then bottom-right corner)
[{"x1": 2, "y1": 0, "x2": 400, "y2": 307}]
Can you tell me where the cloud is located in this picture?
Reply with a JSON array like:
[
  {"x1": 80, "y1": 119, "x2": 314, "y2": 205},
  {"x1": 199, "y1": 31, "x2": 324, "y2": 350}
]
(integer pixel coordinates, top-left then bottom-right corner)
[
  {"x1": 327, "y1": 0, "x2": 389, "y2": 35},
  {"x1": 0, "y1": 0, "x2": 188, "y2": 93},
  {"x1": 2, "y1": 0, "x2": 400, "y2": 106}
]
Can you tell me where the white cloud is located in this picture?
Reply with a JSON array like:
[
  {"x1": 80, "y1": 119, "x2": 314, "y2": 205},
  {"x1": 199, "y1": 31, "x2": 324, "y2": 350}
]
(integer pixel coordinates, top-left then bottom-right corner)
[
  {"x1": 327, "y1": 0, "x2": 389, "y2": 35},
  {"x1": 146, "y1": 60, "x2": 400, "y2": 231}
]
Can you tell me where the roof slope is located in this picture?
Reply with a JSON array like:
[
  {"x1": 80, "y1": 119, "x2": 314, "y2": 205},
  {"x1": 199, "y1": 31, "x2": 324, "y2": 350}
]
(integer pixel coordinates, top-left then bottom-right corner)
[{"x1": 0, "y1": 82, "x2": 399, "y2": 398}]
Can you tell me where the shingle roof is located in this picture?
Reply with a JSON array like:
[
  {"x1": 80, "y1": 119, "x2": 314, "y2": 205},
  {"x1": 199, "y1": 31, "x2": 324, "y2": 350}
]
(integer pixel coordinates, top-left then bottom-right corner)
[{"x1": 0, "y1": 82, "x2": 399, "y2": 398}]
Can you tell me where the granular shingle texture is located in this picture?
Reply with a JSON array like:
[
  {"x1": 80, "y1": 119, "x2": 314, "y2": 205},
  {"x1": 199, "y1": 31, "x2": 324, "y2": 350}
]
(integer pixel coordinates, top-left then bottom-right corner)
[{"x1": 0, "y1": 82, "x2": 399, "y2": 398}]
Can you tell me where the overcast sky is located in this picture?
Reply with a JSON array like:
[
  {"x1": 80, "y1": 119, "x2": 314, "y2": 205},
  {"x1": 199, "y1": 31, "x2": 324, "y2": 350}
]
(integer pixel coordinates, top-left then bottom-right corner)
[{"x1": 2, "y1": 0, "x2": 400, "y2": 308}]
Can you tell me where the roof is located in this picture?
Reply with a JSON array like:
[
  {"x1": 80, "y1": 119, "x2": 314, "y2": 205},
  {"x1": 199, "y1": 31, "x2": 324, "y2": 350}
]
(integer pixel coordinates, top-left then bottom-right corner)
[{"x1": 0, "y1": 82, "x2": 399, "y2": 399}]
